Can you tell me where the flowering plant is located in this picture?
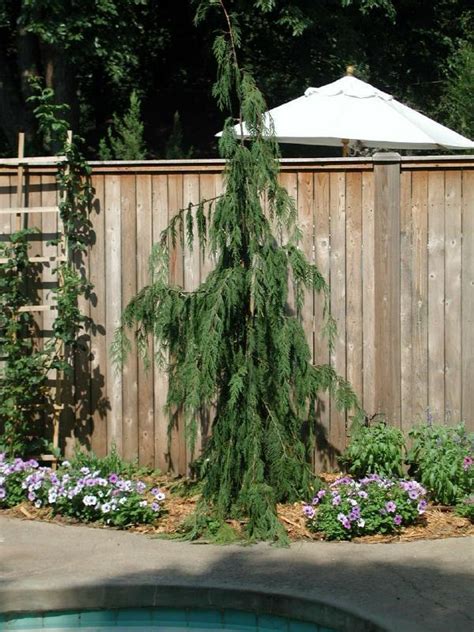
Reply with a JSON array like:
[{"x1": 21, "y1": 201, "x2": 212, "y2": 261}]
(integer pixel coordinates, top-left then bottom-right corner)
[
  {"x1": 303, "y1": 475, "x2": 427, "y2": 540},
  {"x1": 0, "y1": 454, "x2": 165, "y2": 528},
  {"x1": 0, "y1": 454, "x2": 39, "y2": 507}
]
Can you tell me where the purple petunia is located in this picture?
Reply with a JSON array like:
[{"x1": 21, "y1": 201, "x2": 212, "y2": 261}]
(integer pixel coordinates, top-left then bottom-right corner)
[
  {"x1": 463, "y1": 456, "x2": 473, "y2": 471},
  {"x1": 303, "y1": 504, "x2": 315, "y2": 519},
  {"x1": 417, "y1": 500, "x2": 427, "y2": 514},
  {"x1": 394, "y1": 514, "x2": 403, "y2": 526},
  {"x1": 385, "y1": 501, "x2": 397, "y2": 513},
  {"x1": 108, "y1": 473, "x2": 119, "y2": 484}
]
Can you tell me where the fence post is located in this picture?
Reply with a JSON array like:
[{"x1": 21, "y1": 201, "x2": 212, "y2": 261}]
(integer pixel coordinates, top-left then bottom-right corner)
[{"x1": 373, "y1": 152, "x2": 401, "y2": 425}]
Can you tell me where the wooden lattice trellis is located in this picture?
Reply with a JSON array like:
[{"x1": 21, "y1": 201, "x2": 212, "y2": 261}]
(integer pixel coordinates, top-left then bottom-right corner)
[{"x1": 0, "y1": 131, "x2": 72, "y2": 464}]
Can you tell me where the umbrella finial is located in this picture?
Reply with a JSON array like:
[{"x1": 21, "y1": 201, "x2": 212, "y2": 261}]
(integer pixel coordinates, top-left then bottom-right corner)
[{"x1": 346, "y1": 65, "x2": 355, "y2": 76}]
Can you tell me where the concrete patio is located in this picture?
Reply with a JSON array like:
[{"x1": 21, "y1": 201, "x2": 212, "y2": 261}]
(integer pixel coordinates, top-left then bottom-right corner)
[{"x1": 0, "y1": 516, "x2": 472, "y2": 631}]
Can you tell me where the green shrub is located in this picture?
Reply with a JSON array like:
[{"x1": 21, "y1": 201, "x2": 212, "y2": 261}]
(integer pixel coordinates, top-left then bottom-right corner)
[
  {"x1": 340, "y1": 419, "x2": 405, "y2": 478},
  {"x1": 67, "y1": 444, "x2": 154, "y2": 479},
  {"x1": 456, "y1": 495, "x2": 474, "y2": 522},
  {"x1": 407, "y1": 423, "x2": 473, "y2": 505},
  {"x1": 304, "y1": 475, "x2": 426, "y2": 541}
]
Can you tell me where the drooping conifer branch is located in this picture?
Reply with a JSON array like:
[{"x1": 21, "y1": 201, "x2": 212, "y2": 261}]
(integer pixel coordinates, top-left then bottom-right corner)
[{"x1": 114, "y1": 0, "x2": 362, "y2": 542}]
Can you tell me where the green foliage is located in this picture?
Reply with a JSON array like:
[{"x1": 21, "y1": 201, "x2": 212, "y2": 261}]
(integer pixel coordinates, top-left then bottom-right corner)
[
  {"x1": 0, "y1": 230, "x2": 52, "y2": 455},
  {"x1": 165, "y1": 111, "x2": 193, "y2": 159},
  {"x1": 455, "y1": 495, "x2": 474, "y2": 522},
  {"x1": 407, "y1": 423, "x2": 474, "y2": 505},
  {"x1": 98, "y1": 90, "x2": 147, "y2": 160},
  {"x1": 340, "y1": 417, "x2": 405, "y2": 478},
  {"x1": 305, "y1": 475, "x2": 426, "y2": 541},
  {"x1": 440, "y1": 39, "x2": 474, "y2": 140},
  {"x1": 115, "y1": 1, "x2": 361, "y2": 542},
  {"x1": 68, "y1": 444, "x2": 155, "y2": 479},
  {"x1": 0, "y1": 83, "x2": 92, "y2": 455}
]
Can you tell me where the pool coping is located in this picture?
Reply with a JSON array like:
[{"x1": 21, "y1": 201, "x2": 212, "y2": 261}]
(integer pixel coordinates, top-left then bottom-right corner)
[{"x1": 1, "y1": 585, "x2": 384, "y2": 632}]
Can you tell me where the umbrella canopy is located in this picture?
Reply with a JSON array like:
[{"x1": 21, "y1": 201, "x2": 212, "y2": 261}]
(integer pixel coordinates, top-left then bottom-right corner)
[{"x1": 222, "y1": 73, "x2": 474, "y2": 151}]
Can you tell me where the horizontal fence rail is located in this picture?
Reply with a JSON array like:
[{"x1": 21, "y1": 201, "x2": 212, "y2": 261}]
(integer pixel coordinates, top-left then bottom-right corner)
[{"x1": 0, "y1": 156, "x2": 473, "y2": 473}]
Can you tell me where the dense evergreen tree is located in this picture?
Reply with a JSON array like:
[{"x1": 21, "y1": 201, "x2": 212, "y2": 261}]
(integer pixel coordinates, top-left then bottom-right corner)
[{"x1": 114, "y1": 0, "x2": 361, "y2": 542}]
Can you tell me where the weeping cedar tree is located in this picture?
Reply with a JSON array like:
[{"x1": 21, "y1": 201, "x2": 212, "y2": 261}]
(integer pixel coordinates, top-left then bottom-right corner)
[{"x1": 113, "y1": 0, "x2": 361, "y2": 542}]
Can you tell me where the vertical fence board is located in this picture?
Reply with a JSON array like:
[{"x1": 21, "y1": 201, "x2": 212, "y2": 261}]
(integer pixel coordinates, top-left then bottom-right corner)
[
  {"x1": 444, "y1": 171, "x2": 462, "y2": 424},
  {"x1": 411, "y1": 171, "x2": 429, "y2": 423},
  {"x1": 329, "y1": 172, "x2": 347, "y2": 454},
  {"x1": 278, "y1": 172, "x2": 297, "y2": 314},
  {"x1": 183, "y1": 174, "x2": 201, "y2": 465},
  {"x1": 89, "y1": 175, "x2": 108, "y2": 456},
  {"x1": 462, "y1": 170, "x2": 474, "y2": 430},
  {"x1": 167, "y1": 173, "x2": 185, "y2": 474},
  {"x1": 361, "y1": 171, "x2": 375, "y2": 417},
  {"x1": 198, "y1": 173, "x2": 218, "y2": 454},
  {"x1": 136, "y1": 174, "x2": 155, "y2": 468},
  {"x1": 400, "y1": 170, "x2": 413, "y2": 432},
  {"x1": 427, "y1": 171, "x2": 445, "y2": 422},
  {"x1": 297, "y1": 172, "x2": 315, "y2": 361},
  {"x1": 104, "y1": 174, "x2": 123, "y2": 452},
  {"x1": 373, "y1": 157, "x2": 401, "y2": 426},
  {"x1": 313, "y1": 172, "x2": 332, "y2": 470},
  {"x1": 345, "y1": 172, "x2": 363, "y2": 406},
  {"x1": 152, "y1": 174, "x2": 170, "y2": 471},
  {"x1": 120, "y1": 174, "x2": 138, "y2": 461}
]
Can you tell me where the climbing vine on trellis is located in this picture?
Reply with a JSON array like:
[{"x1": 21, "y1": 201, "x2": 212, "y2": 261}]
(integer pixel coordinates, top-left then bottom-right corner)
[{"x1": 0, "y1": 84, "x2": 93, "y2": 456}]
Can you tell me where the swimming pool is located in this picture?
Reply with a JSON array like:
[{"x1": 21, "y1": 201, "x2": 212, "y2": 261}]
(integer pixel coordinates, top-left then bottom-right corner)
[{"x1": 0, "y1": 607, "x2": 337, "y2": 631}]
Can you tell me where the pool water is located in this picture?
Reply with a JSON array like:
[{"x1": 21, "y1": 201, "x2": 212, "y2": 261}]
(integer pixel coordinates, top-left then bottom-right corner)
[{"x1": 0, "y1": 608, "x2": 338, "y2": 631}]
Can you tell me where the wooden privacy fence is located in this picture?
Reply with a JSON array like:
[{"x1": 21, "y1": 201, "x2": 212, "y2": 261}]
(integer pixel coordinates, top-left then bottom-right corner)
[{"x1": 0, "y1": 155, "x2": 473, "y2": 472}]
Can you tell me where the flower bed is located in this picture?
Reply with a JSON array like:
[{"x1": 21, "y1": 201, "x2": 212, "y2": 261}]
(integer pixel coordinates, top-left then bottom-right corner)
[
  {"x1": 304, "y1": 474, "x2": 427, "y2": 540},
  {"x1": 0, "y1": 453, "x2": 165, "y2": 528}
]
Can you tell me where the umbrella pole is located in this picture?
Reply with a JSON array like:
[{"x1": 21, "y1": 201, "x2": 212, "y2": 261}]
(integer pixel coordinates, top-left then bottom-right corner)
[{"x1": 342, "y1": 139, "x2": 349, "y2": 157}]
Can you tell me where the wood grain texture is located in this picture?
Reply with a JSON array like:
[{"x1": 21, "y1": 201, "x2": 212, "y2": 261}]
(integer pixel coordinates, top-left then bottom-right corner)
[
  {"x1": 461, "y1": 170, "x2": 474, "y2": 430},
  {"x1": 89, "y1": 175, "x2": 108, "y2": 456},
  {"x1": 313, "y1": 171, "x2": 332, "y2": 470},
  {"x1": 427, "y1": 171, "x2": 445, "y2": 422},
  {"x1": 329, "y1": 171, "x2": 347, "y2": 453},
  {"x1": 297, "y1": 172, "x2": 315, "y2": 362},
  {"x1": 120, "y1": 174, "x2": 138, "y2": 461},
  {"x1": 373, "y1": 159, "x2": 401, "y2": 426},
  {"x1": 104, "y1": 174, "x2": 123, "y2": 453},
  {"x1": 167, "y1": 174, "x2": 185, "y2": 474},
  {"x1": 444, "y1": 171, "x2": 462, "y2": 424},
  {"x1": 345, "y1": 171, "x2": 363, "y2": 404},
  {"x1": 411, "y1": 171, "x2": 429, "y2": 423},
  {"x1": 400, "y1": 170, "x2": 413, "y2": 432},
  {"x1": 152, "y1": 174, "x2": 170, "y2": 471},
  {"x1": 1, "y1": 160, "x2": 472, "y2": 469},
  {"x1": 362, "y1": 171, "x2": 375, "y2": 418},
  {"x1": 136, "y1": 174, "x2": 155, "y2": 468}
]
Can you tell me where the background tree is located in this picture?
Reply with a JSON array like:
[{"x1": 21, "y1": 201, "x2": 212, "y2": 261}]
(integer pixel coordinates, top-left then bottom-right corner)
[
  {"x1": 114, "y1": 0, "x2": 361, "y2": 542},
  {"x1": 1, "y1": 0, "x2": 471, "y2": 158},
  {"x1": 98, "y1": 91, "x2": 147, "y2": 160}
]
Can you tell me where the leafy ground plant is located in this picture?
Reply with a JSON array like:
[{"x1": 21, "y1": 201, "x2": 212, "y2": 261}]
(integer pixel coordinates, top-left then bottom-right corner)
[
  {"x1": 0, "y1": 453, "x2": 164, "y2": 528},
  {"x1": 407, "y1": 423, "x2": 473, "y2": 505},
  {"x1": 304, "y1": 475, "x2": 427, "y2": 541},
  {"x1": 455, "y1": 493, "x2": 474, "y2": 522},
  {"x1": 340, "y1": 418, "x2": 405, "y2": 478}
]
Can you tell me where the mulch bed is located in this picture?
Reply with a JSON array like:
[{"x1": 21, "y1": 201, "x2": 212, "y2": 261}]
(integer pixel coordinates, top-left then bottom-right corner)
[{"x1": 2, "y1": 472, "x2": 473, "y2": 543}]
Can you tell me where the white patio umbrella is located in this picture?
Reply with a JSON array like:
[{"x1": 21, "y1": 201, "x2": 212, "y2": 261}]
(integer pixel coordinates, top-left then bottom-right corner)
[{"x1": 220, "y1": 68, "x2": 474, "y2": 154}]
